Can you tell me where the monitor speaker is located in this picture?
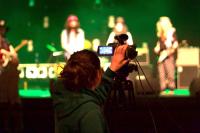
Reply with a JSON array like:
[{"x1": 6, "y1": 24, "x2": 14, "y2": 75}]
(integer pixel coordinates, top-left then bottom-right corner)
[
  {"x1": 177, "y1": 65, "x2": 199, "y2": 89},
  {"x1": 128, "y1": 65, "x2": 159, "y2": 95},
  {"x1": 189, "y1": 77, "x2": 200, "y2": 96}
]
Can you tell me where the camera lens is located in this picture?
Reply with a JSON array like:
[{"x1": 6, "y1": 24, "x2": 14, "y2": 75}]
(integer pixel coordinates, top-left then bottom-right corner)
[{"x1": 126, "y1": 45, "x2": 138, "y2": 60}]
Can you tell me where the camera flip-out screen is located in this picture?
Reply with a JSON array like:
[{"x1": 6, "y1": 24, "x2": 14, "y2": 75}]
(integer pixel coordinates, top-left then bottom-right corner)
[{"x1": 97, "y1": 46, "x2": 114, "y2": 56}]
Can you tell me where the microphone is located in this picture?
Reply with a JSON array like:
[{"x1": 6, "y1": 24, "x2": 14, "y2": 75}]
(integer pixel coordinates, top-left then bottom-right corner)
[{"x1": 114, "y1": 34, "x2": 128, "y2": 44}]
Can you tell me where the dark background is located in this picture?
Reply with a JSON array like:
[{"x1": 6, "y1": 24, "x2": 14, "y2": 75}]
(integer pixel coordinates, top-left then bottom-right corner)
[{"x1": 0, "y1": 0, "x2": 199, "y2": 63}]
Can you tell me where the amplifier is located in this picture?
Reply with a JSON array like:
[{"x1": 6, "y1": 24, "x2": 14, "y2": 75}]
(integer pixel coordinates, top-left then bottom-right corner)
[
  {"x1": 18, "y1": 63, "x2": 65, "y2": 89},
  {"x1": 176, "y1": 47, "x2": 199, "y2": 66},
  {"x1": 177, "y1": 65, "x2": 199, "y2": 89},
  {"x1": 136, "y1": 42, "x2": 150, "y2": 65},
  {"x1": 128, "y1": 65, "x2": 159, "y2": 94}
]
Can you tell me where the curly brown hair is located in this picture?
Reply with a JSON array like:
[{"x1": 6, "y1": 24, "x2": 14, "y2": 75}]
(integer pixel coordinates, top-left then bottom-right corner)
[{"x1": 60, "y1": 50, "x2": 101, "y2": 91}]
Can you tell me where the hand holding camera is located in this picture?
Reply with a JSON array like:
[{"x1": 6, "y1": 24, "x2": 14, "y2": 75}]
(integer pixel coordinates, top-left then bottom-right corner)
[
  {"x1": 97, "y1": 34, "x2": 138, "y2": 74},
  {"x1": 97, "y1": 34, "x2": 138, "y2": 60},
  {"x1": 110, "y1": 44, "x2": 130, "y2": 72}
]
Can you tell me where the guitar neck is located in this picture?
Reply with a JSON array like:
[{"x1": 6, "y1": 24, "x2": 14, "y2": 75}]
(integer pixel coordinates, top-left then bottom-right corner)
[
  {"x1": 15, "y1": 44, "x2": 24, "y2": 52},
  {"x1": 14, "y1": 40, "x2": 28, "y2": 52}
]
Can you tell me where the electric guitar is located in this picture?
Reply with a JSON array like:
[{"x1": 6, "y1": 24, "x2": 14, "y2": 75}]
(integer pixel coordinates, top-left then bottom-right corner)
[
  {"x1": 0, "y1": 40, "x2": 28, "y2": 69},
  {"x1": 157, "y1": 48, "x2": 176, "y2": 64}
]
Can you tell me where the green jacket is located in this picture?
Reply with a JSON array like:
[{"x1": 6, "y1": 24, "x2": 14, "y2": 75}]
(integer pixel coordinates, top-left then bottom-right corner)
[{"x1": 52, "y1": 68, "x2": 116, "y2": 133}]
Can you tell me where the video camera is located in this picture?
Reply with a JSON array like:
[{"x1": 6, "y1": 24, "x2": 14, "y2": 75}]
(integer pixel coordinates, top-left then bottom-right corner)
[
  {"x1": 97, "y1": 34, "x2": 138, "y2": 78},
  {"x1": 97, "y1": 34, "x2": 138, "y2": 60},
  {"x1": 98, "y1": 34, "x2": 138, "y2": 110}
]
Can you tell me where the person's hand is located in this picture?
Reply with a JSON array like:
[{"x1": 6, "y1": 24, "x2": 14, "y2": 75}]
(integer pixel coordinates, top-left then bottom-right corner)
[
  {"x1": 110, "y1": 44, "x2": 130, "y2": 72},
  {"x1": 0, "y1": 45, "x2": 19, "y2": 67},
  {"x1": 154, "y1": 42, "x2": 160, "y2": 54}
]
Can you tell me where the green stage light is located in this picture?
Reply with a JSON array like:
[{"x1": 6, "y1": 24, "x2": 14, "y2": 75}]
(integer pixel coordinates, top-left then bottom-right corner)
[
  {"x1": 95, "y1": 0, "x2": 101, "y2": 5},
  {"x1": 29, "y1": 0, "x2": 35, "y2": 7},
  {"x1": 160, "y1": 89, "x2": 190, "y2": 97},
  {"x1": 19, "y1": 89, "x2": 51, "y2": 98},
  {"x1": 46, "y1": 44, "x2": 57, "y2": 52}
]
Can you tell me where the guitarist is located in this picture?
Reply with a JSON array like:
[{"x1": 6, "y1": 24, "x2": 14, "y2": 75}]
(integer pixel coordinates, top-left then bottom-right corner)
[
  {"x1": 0, "y1": 19, "x2": 23, "y2": 133},
  {"x1": 154, "y1": 16, "x2": 178, "y2": 93}
]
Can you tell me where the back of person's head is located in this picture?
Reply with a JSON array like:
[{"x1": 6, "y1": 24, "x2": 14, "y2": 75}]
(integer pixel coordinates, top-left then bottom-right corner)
[{"x1": 60, "y1": 50, "x2": 101, "y2": 91}]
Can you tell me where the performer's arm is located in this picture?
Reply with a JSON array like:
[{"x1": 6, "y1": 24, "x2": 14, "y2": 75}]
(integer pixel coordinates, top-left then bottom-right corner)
[
  {"x1": 61, "y1": 30, "x2": 68, "y2": 51},
  {"x1": 126, "y1": 32, "x2": 134, "y2": 45},
  {"x1": 78, "y1": 28, "x2": 85, "y2": 50},
  {"x1": 106, "y1": 32, "x2": 115, "y2": 45},
  {"x1": 8, "y1": 45, "x2": 19, "y2": 65},
  {"x1": 154, "y1": 41, "x2": 160, "y2": 55}
]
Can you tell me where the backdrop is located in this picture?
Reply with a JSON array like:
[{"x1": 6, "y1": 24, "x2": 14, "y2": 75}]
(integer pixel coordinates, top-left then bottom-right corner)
[{"x1": 0, "y1": 0, "x2": 199, "y2": 64}]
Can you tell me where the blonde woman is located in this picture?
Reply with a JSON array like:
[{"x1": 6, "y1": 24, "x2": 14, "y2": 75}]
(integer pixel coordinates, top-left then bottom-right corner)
[{"x1": 154, "y1": 16, "x2": 178, "y2": 93}]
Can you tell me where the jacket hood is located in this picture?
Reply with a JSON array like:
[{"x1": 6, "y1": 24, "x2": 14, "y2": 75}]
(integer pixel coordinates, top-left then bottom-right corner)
[{"x1": 52, "y1": 79, "x2": 99, "y2": 120}]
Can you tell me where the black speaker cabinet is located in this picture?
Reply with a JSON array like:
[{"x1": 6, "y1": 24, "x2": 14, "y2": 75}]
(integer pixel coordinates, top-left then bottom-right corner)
[
  {"x1": 177, "y1": 65, "x2": 199, "y2": 89},
  {"x1": 128, "y1": 65, "x2": 159, "y2": 95},
  {"x1": 189, "y1": 77, "x2": 200, "y2": 96}
]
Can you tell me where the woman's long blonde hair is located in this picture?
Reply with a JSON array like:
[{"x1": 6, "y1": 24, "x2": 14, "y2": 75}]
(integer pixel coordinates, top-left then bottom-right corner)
[{"x1": 156, "y1": 16, "x2": 174, "y2": 38}]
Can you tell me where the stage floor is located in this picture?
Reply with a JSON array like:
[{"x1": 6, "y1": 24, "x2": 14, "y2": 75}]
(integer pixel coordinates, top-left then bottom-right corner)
[
  {"x1": 19, "y1": 88, "x2": 190, "y2": 98},
  {"x1": 19, "y1": 89, "x2": 199, "y2": 133}
]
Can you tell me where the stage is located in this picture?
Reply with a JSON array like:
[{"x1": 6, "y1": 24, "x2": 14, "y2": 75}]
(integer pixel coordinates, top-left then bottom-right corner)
[
  {"x1": 18, "y1": 88, "x2": 200, "y2": 133},
  {"x1": 1, "y1": 1, "x2": 200, "y2": 133},
  {"x1": 19, "y1": 88, "x2": 190, "y2": 98}
]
